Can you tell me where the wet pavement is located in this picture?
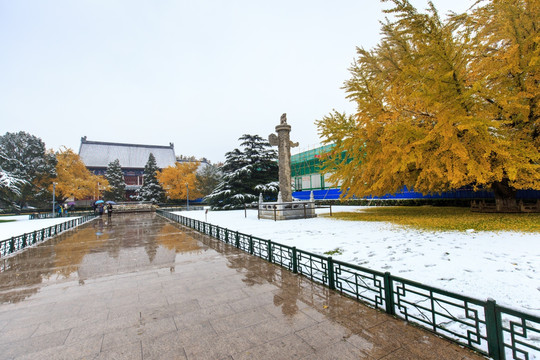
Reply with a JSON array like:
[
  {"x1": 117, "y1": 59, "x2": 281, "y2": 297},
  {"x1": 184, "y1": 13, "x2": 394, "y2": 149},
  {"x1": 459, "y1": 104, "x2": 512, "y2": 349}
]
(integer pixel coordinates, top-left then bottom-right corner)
[{"x1": 0, "y1": 213, "x2": 484, "y2": 360}]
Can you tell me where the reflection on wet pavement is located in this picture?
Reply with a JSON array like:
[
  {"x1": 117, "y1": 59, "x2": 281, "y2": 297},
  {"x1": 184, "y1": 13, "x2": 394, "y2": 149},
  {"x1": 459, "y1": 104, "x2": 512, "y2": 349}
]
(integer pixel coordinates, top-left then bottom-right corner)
[{"x1": 0, "y1": 213, "x2": 483, "y2": 359}]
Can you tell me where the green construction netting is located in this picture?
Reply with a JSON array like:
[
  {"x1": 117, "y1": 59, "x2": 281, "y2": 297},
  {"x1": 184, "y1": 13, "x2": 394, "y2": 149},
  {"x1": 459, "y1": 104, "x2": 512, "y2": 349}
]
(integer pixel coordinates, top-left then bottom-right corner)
[{"x1": 291, "y1": 144, "x2": 335, "y2": 177}]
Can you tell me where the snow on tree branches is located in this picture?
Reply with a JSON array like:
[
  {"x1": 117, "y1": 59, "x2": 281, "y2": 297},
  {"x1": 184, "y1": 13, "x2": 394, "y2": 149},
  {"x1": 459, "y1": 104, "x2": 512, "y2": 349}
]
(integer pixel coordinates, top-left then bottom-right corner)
[
  {"x1": 137, "y1": 153, "x2": 165, "y2": 203},
  {"x1": 0, "y1": 132, "x2": 56, "y2": 208},
  {"x1": 206, "y1": 134, "x2": 278, "y2": 209},
  {"x1": 104, "y1": 159, "x2": 126, "y2": 201}
]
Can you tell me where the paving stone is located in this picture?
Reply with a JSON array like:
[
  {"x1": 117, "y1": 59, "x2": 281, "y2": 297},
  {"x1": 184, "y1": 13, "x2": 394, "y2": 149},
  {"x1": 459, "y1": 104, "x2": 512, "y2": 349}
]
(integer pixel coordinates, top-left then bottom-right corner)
[
  {"x1": 234, "y1": 334, "x2": 316, "y2": 360},
  {"x1": 1, "y1": 329, "x2": 70, "y2": 359},
  {"x1": 93, "y1": 340, "x2": 142, "y2": 360},
  {"x1": 15, "y1": 334, "x2": 103, "y2": 360},
  {"x1": 140, "y1": 331, "x2": 187, "y2": 360}
]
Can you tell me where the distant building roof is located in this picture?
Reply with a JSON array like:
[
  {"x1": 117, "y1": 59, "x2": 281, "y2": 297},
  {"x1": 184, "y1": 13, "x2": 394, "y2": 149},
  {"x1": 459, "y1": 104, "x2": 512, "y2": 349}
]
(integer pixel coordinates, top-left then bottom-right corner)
[{"x1": 78, "y1": 137, "x2": 176, "y2": 169}]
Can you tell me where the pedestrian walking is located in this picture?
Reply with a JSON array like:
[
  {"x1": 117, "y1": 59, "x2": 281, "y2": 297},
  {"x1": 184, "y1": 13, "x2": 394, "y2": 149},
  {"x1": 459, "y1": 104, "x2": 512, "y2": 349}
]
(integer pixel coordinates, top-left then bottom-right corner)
[
  {"x1": 107, "y1": 203, "x2": 113, "y2": 218},
  {"x1": 98, "y1": 204, "x2": 104, "y2": 216}
]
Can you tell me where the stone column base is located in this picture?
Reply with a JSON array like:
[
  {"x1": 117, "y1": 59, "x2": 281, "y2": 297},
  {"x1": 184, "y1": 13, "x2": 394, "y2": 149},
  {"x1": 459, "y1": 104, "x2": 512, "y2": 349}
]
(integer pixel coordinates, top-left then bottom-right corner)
[{"x1": 258, "y1": 201, "x2": 317, "y2": 220}]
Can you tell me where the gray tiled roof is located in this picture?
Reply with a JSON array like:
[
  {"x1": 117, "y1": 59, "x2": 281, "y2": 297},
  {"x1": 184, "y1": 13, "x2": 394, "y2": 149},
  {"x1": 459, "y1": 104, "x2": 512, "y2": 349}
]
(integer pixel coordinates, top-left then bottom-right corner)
[{"x1": 79, "y1": 138, "x2": 176, "y2": 169}]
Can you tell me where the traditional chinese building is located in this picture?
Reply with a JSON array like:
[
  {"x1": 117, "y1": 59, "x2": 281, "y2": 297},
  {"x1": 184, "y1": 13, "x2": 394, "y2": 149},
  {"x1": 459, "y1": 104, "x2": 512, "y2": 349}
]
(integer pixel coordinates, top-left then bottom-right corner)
[{"x1": 78, "y1": 137, "x2": 177, "y2": 199}]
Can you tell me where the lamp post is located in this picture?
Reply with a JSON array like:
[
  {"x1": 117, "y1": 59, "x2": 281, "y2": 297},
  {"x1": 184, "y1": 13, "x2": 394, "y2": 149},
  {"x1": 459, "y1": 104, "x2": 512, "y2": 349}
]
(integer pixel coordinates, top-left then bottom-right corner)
[
  {"x1": 186, "y1": 183, "x2": 189, "y2": 211},
  {"x1": 52, "y1": 182, "x2": 57, "y2": 217}
]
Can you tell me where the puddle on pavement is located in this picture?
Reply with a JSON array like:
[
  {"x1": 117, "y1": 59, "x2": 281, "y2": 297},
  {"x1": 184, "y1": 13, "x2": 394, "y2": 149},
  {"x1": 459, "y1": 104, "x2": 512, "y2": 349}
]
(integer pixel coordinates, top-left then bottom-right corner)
[{"x1": 0, "y1": 213, "x2": 205, "y2": 303}]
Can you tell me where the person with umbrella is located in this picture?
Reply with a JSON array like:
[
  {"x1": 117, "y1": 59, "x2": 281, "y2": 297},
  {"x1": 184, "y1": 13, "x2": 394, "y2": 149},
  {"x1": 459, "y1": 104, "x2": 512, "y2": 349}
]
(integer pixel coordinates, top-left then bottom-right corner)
[
  {"x1": 56, "y1": 203, "x2": 63, "y2": 217},
  {"x1": 95, "y1": 200, "x2": 104, "y2": 216},
  {"x1": 106, "y1": 201, "x2": 115, "y2": 219}
]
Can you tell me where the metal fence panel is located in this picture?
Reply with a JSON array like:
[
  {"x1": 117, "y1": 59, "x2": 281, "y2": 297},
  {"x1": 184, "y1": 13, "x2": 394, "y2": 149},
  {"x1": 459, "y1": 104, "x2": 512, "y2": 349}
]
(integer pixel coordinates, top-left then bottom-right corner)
[
  {"x1": 296, "y1": 250, "x2": 328, "y2": 286},
  {"x1": 333, "y1": 259, "x2": 386, "y2": 310},
  {"x1": 497, "y1": 305, "x2": 540, "y2": 360}
]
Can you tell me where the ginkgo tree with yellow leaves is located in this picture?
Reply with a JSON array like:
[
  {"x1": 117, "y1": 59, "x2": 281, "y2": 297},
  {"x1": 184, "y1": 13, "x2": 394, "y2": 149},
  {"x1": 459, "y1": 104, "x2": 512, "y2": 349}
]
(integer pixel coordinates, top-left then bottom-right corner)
[
  {"x1": 157, "y1": 162, "x2": 203, "y2": 202},
  {"x1": 55, "y1": 147, "x2": 108, "y2": 202},
  {"x1": 317, "y1": 0, "x2": 540, "y2": 211}
]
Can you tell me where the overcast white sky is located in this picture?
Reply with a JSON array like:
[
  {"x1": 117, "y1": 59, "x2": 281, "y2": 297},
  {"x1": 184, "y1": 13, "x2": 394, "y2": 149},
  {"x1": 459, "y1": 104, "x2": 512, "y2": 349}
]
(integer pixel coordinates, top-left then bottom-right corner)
[{"x1": 1, "y1": 0, "x2": 474, "y2": 163}]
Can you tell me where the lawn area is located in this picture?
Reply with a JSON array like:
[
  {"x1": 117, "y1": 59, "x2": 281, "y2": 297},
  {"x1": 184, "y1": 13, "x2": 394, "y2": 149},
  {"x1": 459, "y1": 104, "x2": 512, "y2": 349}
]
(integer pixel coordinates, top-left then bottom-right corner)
[
  {"x1": 0, "y1": 219, "x2": 15, "y2": 223},
  {"x1": 327, "y1": 206, "x2": 540, "y2": 232}
]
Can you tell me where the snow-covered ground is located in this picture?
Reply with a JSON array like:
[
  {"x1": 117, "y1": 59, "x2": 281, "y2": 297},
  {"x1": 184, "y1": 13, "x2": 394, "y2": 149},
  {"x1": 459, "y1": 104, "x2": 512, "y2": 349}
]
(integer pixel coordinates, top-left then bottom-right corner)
[
  {"x1": 173, "y1": 206, "x2": 540, "y2": 316},
  {"x1": 0, "y1": 215, "x2": 78, "y2": 241}
]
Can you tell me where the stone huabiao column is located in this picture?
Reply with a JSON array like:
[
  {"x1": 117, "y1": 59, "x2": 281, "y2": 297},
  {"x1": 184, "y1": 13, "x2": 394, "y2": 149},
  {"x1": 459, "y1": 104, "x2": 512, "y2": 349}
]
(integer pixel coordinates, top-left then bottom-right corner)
[{"x1": 269, "y1": 113, "x2": 298, "y2": 202}]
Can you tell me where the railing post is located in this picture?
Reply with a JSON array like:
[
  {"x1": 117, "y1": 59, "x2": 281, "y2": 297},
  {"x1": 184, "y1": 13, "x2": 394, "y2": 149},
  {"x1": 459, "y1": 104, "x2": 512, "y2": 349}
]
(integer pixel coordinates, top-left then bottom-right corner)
[
  {"x1": 249, "y1": 235, "x2": 254, "y2": 254},
  {"x1": 485, "y1": 298, "x2": 503, "y2": 360},
  {"x1": 21, "y1": 234, "x2": 27, "y2": 248},
  {"x1": 292, "y1": 246, "x2": 298, "y2": 273},
  {"x1": 225, "y1": 229, "x2": 229, "y2": 244},
  {"x1": 235, "y1": 231, "x2": 240, "y2": 248},
  {"x1": 384, "y1": 272, "x2": 395, "y2": 315},
  {"x1": 9, "y1": 237, "x2": 15, "y2": 254},
  {"x1": 267, "y1": 240, "x2": 272, "y2": 263},
  {"x1": 327, "y1": 257, "x2": 335, "y2": 290}
]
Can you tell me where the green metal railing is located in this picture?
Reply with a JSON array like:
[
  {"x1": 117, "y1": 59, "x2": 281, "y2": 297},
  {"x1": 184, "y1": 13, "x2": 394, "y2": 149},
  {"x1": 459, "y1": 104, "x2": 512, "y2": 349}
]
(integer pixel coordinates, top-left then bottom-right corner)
[
  {"x1": 157, "y1": 209, "x2": 540, "y2": 360},
  {"x1": 0, "y1": 214, "x2": 97, "y2": 259}
]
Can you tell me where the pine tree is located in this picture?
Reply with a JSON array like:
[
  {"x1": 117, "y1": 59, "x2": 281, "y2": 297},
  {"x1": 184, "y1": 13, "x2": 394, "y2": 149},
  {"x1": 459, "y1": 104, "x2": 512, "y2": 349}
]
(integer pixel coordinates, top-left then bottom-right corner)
[
  {"x1": 0, "y1": 150, "x2": 27, "y2": 207},
  {"x1": 138, "y1": 153, "x2": 164, "y2": 203},
  {"x1": 104, "y1": 159, "x2": 126, "y2": 201},
  {"x1": 206, "y1": 134, "x2": 278, "y2": 209},
  {"x1": 0, "y1": 131, "x2": 57, "y2": 208}
]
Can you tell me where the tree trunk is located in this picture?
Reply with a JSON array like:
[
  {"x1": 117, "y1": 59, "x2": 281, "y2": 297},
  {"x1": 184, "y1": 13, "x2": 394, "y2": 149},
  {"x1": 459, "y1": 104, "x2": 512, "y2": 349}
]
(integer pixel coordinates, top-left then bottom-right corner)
[{"x1": 491, "y1": 179, "x2": 519, "y2": 212}]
